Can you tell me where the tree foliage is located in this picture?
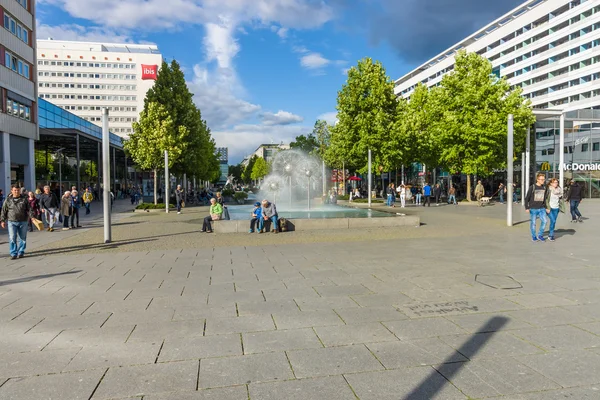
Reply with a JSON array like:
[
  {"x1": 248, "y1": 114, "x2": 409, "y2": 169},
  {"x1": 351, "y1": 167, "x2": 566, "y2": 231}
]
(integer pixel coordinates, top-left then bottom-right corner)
[
  {"x1": 290, "y1": 133, "x2": 319, "y2": 154},
  {"x1": 228, "y1": 164, "x2": 244, "y2": 184},
  {"x1": 326, "y1": 58, "x2": 402, "y2": 173},
  {"x1": 313, "y1": 119, "x2": 331, "y2": 159},
  {"x1": 251, "y1": 157, "x2": 269, "y2": 182},
  {"x1": 242, "y1": 155, "x2": 258, "y2": 184}
]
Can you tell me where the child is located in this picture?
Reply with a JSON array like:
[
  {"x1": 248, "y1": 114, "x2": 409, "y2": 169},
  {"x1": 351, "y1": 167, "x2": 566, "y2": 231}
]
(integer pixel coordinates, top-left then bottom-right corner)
[{"x1": 249, "y1": 202, "x2": 262, "y2": 233}]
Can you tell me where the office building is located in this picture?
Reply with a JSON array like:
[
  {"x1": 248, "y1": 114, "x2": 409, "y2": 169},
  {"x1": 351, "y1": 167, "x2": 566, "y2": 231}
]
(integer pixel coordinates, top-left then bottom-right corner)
[
  {"x1": 0, "y1": 0, "x2": 37, "y2": 193},
  {"x1": 242, "y1": 143, "x2": 290, "y2": 166},
  {"x1": 216, "y1": 147, "x2": 228, "y2": 185},
  {"x1": 394, "y1": 0, "x2": 600, "y2": 197},
  {"x1": 36, "y1": 39, "x2": 162, "y2": 138}
]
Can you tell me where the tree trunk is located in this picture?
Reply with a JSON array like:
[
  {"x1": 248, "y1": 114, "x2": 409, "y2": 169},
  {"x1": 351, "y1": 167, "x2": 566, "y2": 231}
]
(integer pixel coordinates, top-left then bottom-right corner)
[
  {"x1": 153, "y1": 169, "x2": 158, "y2": 205},
  {"x1": 466, "y1": 174, "x2": 472, "y2": 202}
]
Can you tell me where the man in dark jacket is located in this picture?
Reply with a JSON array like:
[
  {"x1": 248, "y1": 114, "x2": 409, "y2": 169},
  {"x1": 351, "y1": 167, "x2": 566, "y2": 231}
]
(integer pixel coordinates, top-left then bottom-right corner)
[
  {"x1": 524, "y1": 173, "x2": 549, "y2": 242},
  {"x1": 175, "y1": 185, "x2": 184, "y2": 214},
  {"x1": 40, "y1": 185, "x2": 59, "y2": 232},
  {"x1": 1, "y1": 186, "x2": 31, "y2": 259},
  {"x1": 565, "y1": 180, "x2": 584, "y2": 223}
]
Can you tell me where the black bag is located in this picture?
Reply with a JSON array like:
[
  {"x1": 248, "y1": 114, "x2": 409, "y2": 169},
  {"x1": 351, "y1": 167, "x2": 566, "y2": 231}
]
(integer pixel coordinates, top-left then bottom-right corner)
[{"x1": 279, "y1": 218, "x2": 288, "y2": 232}]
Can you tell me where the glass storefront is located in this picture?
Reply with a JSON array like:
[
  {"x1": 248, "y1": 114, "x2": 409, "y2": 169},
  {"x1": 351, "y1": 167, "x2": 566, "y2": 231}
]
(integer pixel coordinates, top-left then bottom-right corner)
[{"x1": 534, "y1": 109, "x2": 600, "y2": 198}]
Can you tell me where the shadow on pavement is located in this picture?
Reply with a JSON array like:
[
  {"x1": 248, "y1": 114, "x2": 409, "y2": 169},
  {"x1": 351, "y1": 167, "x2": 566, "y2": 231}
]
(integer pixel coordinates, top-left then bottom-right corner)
[
  {"x1": 554, "y1": 228, "x2": 576, "y2": 238},
  {"x1": 26, "y1": 238, "x2": 159, "y2": 257},
  {"x1": 404, "y1": 316, "x2": 509, "y2": 400},
  {"x1": 0, "y1": 270, "x2": 82, "y2": 286}
]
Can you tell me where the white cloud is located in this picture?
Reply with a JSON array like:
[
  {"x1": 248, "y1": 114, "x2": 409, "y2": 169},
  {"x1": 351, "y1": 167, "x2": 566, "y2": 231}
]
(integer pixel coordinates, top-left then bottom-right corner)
[
  {"x1": 37, "y1": 22, "x2": 134, "y2": 43},
  {"x1": 317, "y1": 112, "x2": 338, "y2": 126},
  {"x1": 300, "y1": 52, "x2": 331, "y2": 69},
  {"x1": 261, "y1": 110, "x2": 303, "y2": 126},
  {"x1": 276, "y1": 27, "x2": 288, "y2": 39}
]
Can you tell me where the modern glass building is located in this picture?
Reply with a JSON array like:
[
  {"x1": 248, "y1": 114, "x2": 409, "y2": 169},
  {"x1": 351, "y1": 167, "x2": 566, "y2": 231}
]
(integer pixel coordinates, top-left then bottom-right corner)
[{"x1": 36, "y1": 98, "x2": 128, "y2": 195}]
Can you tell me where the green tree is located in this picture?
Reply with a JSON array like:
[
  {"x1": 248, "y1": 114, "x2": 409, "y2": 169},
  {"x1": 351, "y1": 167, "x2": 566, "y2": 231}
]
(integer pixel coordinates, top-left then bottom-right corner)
[
  {"x1": 124, "y1": 102, "x2": 188, "y2": 204},
  {"x1": 34, "y1": 149, "x2": 54, "y2": 177},
  {"x1": 251, "y1": 157, "x2": 269, "y2": 183},
  {"x1": 327, "y1": 58, "x2": 401, "y2": 173},
  {"x1": 290, "y1": 133, "x2": 319, "y2": 154},
  {"x1": 143, "y1": 60, "x2": 219, "y2": 181},
  {"x1": 242, "y1": 155, "x2": 258, "y2": 184},
  {"x1": 433, "y1": 51, "x2": 535, "y2": 200},
  {"x1": 228, "y1": 164, "x2": 244, "y2": 184},
  {"x1": 313, "y1": 119, "x2": 331, "y2": 159}
]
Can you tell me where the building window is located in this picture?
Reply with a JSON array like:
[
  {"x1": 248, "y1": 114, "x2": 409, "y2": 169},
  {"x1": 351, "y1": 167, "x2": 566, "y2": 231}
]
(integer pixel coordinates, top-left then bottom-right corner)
[
  {"x1": 3, "y1": 12, "x2": 29, "y2": 44},
  {"x1": 6, "y1": 98, "x2": 31, "y2": 121},
  {"x1": 3, "y1": 51, "x2": 30, "y2": 79},
  {"x1": 594, "y1": 142, "x2": 600, "y2": 151},
  {"x1": 15, "y1": 0, "x2": 28, "y2": 9},
  {"x1": 582, "y1": 143, "x2": 589, "y2": 152}
]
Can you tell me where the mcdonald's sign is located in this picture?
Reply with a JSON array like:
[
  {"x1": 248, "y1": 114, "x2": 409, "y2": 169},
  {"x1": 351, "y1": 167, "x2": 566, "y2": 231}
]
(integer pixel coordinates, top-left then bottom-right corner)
[{"x1": 540, "y1": 162, "x2": 551, "y2": 171}]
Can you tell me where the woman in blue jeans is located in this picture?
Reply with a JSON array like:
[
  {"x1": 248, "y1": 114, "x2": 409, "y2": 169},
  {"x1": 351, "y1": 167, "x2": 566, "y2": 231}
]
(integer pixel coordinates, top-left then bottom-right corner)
[{"x1": 545, "y1": 178, "x2": 563, "y2": 242}]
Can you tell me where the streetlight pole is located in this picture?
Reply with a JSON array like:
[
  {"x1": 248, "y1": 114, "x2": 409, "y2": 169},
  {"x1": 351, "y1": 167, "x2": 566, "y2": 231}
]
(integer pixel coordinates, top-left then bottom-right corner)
[
  {"x1": 164, "y1": 150, "x2": 169, "y2": 214},
  {"x1": 507, "y1": 114, "x2": 514, "y2": 227},
  {"x1": 101, "y1": 108, "x2": 111, "y2": 243},
  {"x1": 368, "y1": 149, "x2": 372, "y2": 208}
]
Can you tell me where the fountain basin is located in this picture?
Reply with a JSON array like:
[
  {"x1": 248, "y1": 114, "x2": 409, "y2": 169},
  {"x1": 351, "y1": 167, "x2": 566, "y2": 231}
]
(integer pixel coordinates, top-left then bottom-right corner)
[{"x1": 212, "y1": 205, "x2": 420, "y2": 233}]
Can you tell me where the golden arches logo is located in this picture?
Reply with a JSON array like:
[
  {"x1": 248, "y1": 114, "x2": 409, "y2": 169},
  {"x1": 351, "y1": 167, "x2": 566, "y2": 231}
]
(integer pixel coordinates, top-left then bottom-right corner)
[{"x1": 540, "y1": 162, "x2": 551, "y2": 171}]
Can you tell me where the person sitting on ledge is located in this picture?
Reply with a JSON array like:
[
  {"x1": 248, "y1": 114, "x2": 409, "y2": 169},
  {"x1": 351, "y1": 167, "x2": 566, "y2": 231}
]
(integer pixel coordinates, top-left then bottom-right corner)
[
  {"x1": 259, "y1": 199, "x2": 278, "y2": 234},
  {"x1": 201, "y1": 198, "x2": 222, "y2": 233},
  {"x1": 249, "y1": 201, "x2": 262, "y2": 233}
]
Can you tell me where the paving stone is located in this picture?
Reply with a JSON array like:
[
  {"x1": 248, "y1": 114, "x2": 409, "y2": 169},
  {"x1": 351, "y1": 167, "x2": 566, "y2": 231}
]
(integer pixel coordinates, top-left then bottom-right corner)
[
  {"x1": 344, "y1": 367, "x2": 467, "y2": 400},
  {"x1": 314, "y1": 322, "x2": 398, "y2": 346},
  {"x1": 334, "y1": 306, "x2": 408, "y2": 324},
  {"x1": 242, "y1": 328, "x2": 322, "y2": 354},
  {"x1": 127, "y1": 320, "x2": 206, "y2": 343},
  {"x1": 506, "y1": 307, "x2": 594, "y2": 327},
  {"x1": 144, "y1": 386, "x2": 249, "y2": 399},
  {"x1": 351, "y1": 292, "x2": 413, "y2": 307},
  {"x1": 287, "y1": 344, "x2": 384, "y2": 378},
  {"x1": 45, "y1": 325, "x2": 135, "y2": 350},
  {"x1": 366, "y1": 339, "x2": 467, "y2": 369},
  {"x1": 0, "y1": 348, "x2": 81, "y2": 377},
  {"x1": 447, "y1": 312, "x2": 534, "y2": 332},
  {"x1": 294, "y1": 296, "x2": 359, "y2": 311},
  {"x1": 382, "y1": 318, "x2": 467, "y2": 340},
  {"x1": 497, "y1": 386, "x2": 600, "y2": 399},
  {"x1": 512, "y1": 325, "x2": 600, "y2": 351},
  {"x1": 314, "y1": 284, "x2": 372, "y2": 297},
  {"x1": 92, "y1": 360, "x2": 198, "y2": 399},
  {"x1": 236, "y1": 299, "x2": 299, "y2": 316},
  {"x1": 435, "y1": 358, "x2": 561, "y2": 398},
  {"x1": 172, "y1": 305, "x2": 237, "y2": 321},
  {"x1": 198, "y1": 352, "x2": 293, "y2": 388},
  {"x1": 507, "y1": 293, "x2": 579, "y2": 308},
  {"x1": 517, "y1": 350, "x2": 600, "y2": 387},
  {"x1": 562, "y1": 304, "x2": 600, "y2": 320},
  {"x1": 575, "y1": 321, "x2": 600, "y2": 336},
  {"x1": 249, "y1": 375, "x2": 356, "y2": 399},
  {"x1": 0, "y1": 316, "x2": 44, "y2": 335},
  {"x1": 439, "y1": 331, "x2": 545, "y2": 360},
  {"x1": 159, "y1": 334, "x2": 242, "y2": 362},
  {"x1": 64, "y1": 342, "x2": 161, "y2": 371},
  {"x1": 28, "y1": 313, "x2": 113, "y2": 333},
  {"x1": 0, "y1": 331, "x2": 60, "y2": 354},
  {"x1": 272, "y1": 310, "x2": 344, "y2": 330},
  {"x1": 554, "y1": 289, "x2": 600, "y2": 305},
  {"x1": 205, "y1": 314, "x2": 275, "y2": 335},
  {"x1": 0, "y1": 369, "x2": 105, "y2": 400}
]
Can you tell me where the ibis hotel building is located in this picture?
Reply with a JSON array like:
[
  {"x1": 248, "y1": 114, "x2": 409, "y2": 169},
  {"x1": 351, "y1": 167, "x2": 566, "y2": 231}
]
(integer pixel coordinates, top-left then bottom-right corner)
[
  {"x1": 0, "y1": 0, "x2": 37, "y2": 194},
  {"x1": 394, "y1": 0, "x2": 600, "y2": 197},
  {"x1": 36, "y1": 39, "x2": 163, "y2": 138}
]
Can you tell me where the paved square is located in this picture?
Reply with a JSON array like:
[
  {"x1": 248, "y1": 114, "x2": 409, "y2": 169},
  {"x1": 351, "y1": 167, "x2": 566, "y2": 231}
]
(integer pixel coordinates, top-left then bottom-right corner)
[{"x1": 1, "y1": 202, "x2": 600, "y2": 398}]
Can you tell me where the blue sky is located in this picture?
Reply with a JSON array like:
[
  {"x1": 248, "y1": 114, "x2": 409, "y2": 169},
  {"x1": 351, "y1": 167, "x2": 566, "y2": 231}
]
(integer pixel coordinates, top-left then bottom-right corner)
[{"x1": 37, "y1": 0, "x2": 525, "y2": 163}]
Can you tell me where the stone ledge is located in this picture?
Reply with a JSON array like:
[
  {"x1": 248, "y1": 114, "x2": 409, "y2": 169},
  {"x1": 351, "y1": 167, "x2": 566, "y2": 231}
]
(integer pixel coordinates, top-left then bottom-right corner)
[{"x1": 213, "y1": 215, "x2": 420, "y2": 233}]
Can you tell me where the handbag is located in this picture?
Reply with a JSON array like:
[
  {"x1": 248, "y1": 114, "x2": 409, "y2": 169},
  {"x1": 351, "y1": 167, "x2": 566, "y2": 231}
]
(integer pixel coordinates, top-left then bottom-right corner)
[
  {"x1": 559, "y1": 198, "x2": 565, "y2": 214},
  {"x1": 211, "y1": 214, "x2": 221, "y2": 221},
  {"x1": 31, "y1": 218, "x2": 44, "y2": 231},
  {"x1": 181, "y1": 201, "x2": 185, "y2": 208}
]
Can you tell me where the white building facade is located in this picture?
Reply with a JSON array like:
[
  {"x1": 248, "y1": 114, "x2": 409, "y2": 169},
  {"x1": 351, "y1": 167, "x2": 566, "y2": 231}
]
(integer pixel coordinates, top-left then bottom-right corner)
[
  {"x1": 395, "y1": 0, "x2": 600, "y2": 197},
  {"x1": 0, "y1": 0, "x2": 37, "y2": 193},
  {"x1": 36, "y1": 40, "x2": 162, "y2": 138}
]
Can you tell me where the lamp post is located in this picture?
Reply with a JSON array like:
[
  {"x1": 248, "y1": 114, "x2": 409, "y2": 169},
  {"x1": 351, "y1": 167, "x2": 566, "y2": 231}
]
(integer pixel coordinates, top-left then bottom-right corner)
[
  {"x1": 284, "y1": 163, "x2": 292, "y2": 209},
  {"x1": 507, "y1": 114, "x2": 514, "y2": 227},
  {"x1": 305, "y1": 169, "x2": 312, "y2": 211},
  {"x1": 55, "y1": 148, "x2": 65, "y2": 195}
]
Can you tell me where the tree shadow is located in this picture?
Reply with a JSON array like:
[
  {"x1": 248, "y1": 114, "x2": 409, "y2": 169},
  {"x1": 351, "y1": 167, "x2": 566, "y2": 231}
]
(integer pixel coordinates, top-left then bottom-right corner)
[
  {"x1": 0, "y1": 270, "x2": 82, "y2": 286},
  {"x1": 404, "y1": 316, "x2": 508, "y2": 400}
]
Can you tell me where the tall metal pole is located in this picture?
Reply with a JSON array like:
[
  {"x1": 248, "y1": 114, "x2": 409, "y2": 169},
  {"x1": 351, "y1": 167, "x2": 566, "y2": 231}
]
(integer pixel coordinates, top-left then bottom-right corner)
[
  {"x1": 368, "y1": 149, "x2": 372, "y2": 208},
  {"x1": 507, "y1": 114, "x2": 514, "y2": 227},
  {"x1": 342, "y1": 161, "x2": 345, "y2": 195},
  {"x1": 164, "y1": 150, "x2": 169, "y2": 214},
  {"x1": 559, "y1": 113, "x2": 565, "y2": 187},
  {"x1": 101, "y1": 108, "x2": 111, "y2": 243},
  {"x1": 307, "y1": 176, "x2": 311, "y2": 211},
  {"x1": 401, "y1": 164, "x2": 405, "y2": 185},
  {"x1": 322, "y1": 160, "x2": 326, "y2": 197},
  {"x1": 521, "y1": 152, "x2": 525, "y2": 205},
  {"x1": 76, "y1": 134, "x2": 80, "y2": 190},
  {"x1": 58, "y1": 153, "x2": 62, "y2": 196},
  {"x1": 525, "y1": 127, "x2": 531, "y2": 202}
]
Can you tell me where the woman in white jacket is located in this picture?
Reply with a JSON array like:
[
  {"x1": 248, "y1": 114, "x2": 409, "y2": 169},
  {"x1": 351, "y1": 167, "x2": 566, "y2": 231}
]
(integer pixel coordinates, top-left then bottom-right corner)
[{"x1": 397, "y1": 185, "x2": 406, "y2": 208}]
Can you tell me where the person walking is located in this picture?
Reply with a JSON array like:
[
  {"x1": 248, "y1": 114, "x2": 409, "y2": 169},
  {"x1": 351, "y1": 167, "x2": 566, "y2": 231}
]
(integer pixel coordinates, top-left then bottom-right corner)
[
  {"x1": 475, "y1": 180, "x2": 485, "y2": 206},
  {"x1": 525, "y1": 173, "x2": 549, "y2": 242},
  {"x1": 448, "y1": 185, "x2": 457, "y2": 205},
  {"x1": 545, "y1": 178, "x2": 564, "y2": 242},
  {"x1": 398, "y1": 185, "x2": 406, "y2": 208},
  {"x1": 83, "y1": 187, "x2": 93, "y2": 215},
  {"x1": 71, "y1": 190, "x2": 82, "y2": 228},
  {"x1": 175, "y1": 185, "x2": 184, "y2": 214},
  {"x1": 0, "y1": 189, "x2": 4, "y2": 205},
  {"x1": 1, "y1": 186, "x2": 31, "y2": 259},
  {"x1": 498, "y1": 183, "x2": 505, "y2": 204},
  {"x1": 40, "y1": 185, "x2": 59, "y2": 232},
  {"x1": 415, "y1": 186, "x2": 422, "y2": 206},
  {"x1": 565, "y1": 180, "x2": 584, "y2": 223},
  {"x1": 27, "y1": 191, "x2": 41, "y2": 232},
  {"x1": 423, "y1": 183, "x2": 432, "y2": 207},
  {"x1": 433, "y1": 184, "x2": 442, "y2": 205},
  {"x1": 390, "y1": 183, "x2": 396, "y2": 207},
  {"x1": 60, "y1": 191, "x2": 72, "y2": 230},
  {"x1": 201, "y1": 198, "x2": 222, "y2": 233}
]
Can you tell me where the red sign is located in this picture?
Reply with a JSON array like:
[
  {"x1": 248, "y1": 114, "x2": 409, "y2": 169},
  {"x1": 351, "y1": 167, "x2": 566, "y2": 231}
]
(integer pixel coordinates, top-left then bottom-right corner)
[{"x1": 141, "y1": 64, "x2": 158, "y2": 80}]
